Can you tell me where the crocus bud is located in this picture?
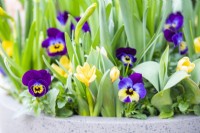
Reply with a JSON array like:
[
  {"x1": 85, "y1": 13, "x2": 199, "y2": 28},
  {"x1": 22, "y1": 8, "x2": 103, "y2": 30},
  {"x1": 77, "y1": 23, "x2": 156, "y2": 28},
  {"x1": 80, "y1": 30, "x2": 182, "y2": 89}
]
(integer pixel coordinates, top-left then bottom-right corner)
[
  {"x1": 194, "y1": 37, "x2": 200, "y2": 53},
  {"x1": 177, "y1": 57, "x2": 195, "y2": 73},
  {"x1": 110, "y1": 66, "x2": 120, "y2": 82}
]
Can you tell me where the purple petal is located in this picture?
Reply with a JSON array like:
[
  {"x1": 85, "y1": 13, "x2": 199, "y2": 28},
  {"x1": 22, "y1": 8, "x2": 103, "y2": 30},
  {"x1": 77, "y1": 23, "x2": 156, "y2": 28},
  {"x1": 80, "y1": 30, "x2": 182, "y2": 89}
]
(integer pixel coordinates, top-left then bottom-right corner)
[
  {"x1": 118, "y1": 78, "x2": 133, "y2": 90},
  {"x1": 129, "y1": 73, "x2": 143, "y2": 84},
  {"x1": 166, "y1": 12, "x2": 184, "y2": 30},
  {"x1": 47, "y1": 28, "x2": 62, "y2": 37},
  {"x1": 56, "y1": 32, "x2": 65, "y2": 43},
  {"x1": 57, "y1": 11, "x2": 69, "y2": 25},
  {"x1": 163, "y1": 29, "x2": 176, "y2": 42},
  {"x1": 123, "y1": 96, "x2": 131, "y2": 103},
  {"x1": 38, "y1": 70, "x2": 51, "y2": 86},
  {"x1": 116, "y1": 47, "x2": 136, "y2": 59},
  {"x1": 22, "y1": 70, "x2": 51, "y2": 86},
  {"x1": 82, "y1": 21, "x2": 90, "y2": 32},
  {"x1": 133, "y1": 83, "x2": 146, "y2": 99},
  {"x1": 172, "y1": 32, "x2": 183, "y2": 47},
  {"x1": 28, "y1": 79, "x2": 48, "y2": 97},
  {"x1": 42, "y1": 38, "x2": 53, "y2": 48}
]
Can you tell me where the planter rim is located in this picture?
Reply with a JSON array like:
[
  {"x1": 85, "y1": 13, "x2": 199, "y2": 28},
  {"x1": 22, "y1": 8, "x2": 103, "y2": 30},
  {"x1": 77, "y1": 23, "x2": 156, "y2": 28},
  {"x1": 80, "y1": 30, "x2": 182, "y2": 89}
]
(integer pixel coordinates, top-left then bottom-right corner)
[
  {"x1": 1, "y1": 90, "x2": 200, "y2": 133},
  {"x1": 0, "y1": 89, "x2": 199, "y2": 123}
]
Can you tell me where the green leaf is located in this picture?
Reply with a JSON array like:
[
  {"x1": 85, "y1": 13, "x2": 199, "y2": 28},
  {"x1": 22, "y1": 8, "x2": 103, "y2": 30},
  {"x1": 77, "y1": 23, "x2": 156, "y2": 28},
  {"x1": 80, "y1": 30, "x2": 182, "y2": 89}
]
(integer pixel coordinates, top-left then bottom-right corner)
[
  {"x1": 47, "y1": 88, "x2": 59, "y2": 116},
  {"x1": 191, "y1": 59, "x2": 200, "y2": 84},
  {"x1": 75, "y1": 3, "x2": 97, "y2": 44},
  {"x1": 193, "y1": 105, "x2": 200, "y2": 116},
  {"x1": 77, "y1": 95, "x2": 90, "y2": 116},
  {"x1": 151, "y1": 89, "x2": 173, "y2": 118},
  {"x1": 181, "y1": 78, "x2": 200, "y2": 104},
  {"x1": 163, "y1": 71, "x2": 189, "y2": 90},
  {"x1": 159, "y1": 46, "x2": 169, "y2": 89},
  {"x1": 56, "y1": 108, "x2": 73, "y2": 117},
  {"x1": 133, "y1": 61, "x2": 160, "y2": 91},
  {"x1": 178, "y1": 101, "x2": 189, "y2": 113},
  {"x1": 57, "y1": 99, "x2": 67, "y2": 109}
]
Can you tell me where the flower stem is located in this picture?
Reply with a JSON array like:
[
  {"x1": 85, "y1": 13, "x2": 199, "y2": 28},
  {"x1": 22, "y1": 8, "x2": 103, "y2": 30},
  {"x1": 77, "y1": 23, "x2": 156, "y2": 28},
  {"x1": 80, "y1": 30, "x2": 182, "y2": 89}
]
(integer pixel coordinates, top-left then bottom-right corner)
[
  {"x1": 0, "y1": 84, "x2": 10, "y2": 93},
  {"x1": 86, "y1": 86, "x2": 94, "y2": 116},
  {"x1": 125, "y1": 64, "x2": 130, "y2": 76}
]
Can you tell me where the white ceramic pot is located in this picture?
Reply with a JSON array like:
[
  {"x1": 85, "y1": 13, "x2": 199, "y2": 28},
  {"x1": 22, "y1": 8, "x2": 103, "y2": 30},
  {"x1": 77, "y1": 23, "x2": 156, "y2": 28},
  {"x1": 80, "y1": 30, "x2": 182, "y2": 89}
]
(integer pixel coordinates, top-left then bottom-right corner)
[{"x1": 0, "y1": 90, "x2": 200, "y2": 133}]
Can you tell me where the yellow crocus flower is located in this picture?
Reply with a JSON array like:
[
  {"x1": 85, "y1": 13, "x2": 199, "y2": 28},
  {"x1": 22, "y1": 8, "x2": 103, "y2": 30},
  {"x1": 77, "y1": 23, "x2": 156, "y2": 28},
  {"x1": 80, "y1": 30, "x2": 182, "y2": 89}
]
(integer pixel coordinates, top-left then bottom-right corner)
[
  {"x1": 0, "y1": 7, "x2": 5, "y2": 16},
  {"x1": 74, "y1": 62, "x2": 96, "y2": 87},
  {"x1": 51, "y1": 56, "x2": 72, "y2": 78},
  {"x1": 177, "y1": 57, "x2": 195, "y2": 73},
  {"x1": 110, "y1": 66, "x2": 120, "y2": 82},
  {"x1": 194, "y1": 37, "x2": 200, "y2": 53},
  {"x1": 2, "y1": 41, "x2": 13, "y2": 57}
]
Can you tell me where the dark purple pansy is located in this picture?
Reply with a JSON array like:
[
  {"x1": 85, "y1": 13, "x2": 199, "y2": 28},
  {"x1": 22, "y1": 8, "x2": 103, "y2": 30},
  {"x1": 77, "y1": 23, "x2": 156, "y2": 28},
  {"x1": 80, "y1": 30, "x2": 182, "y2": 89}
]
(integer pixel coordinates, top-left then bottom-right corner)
[
  {"x1": 22, "y1": 70, "x2": 51, "y2": 97},
  {"x1": 165, "y1": 12, "x2": 184, "y2": 31},
  {"x1": 118, "y1": 73, "x2": 146, "y2": 103},
  {"x1": 116, "y1": 47, "x2": 137, "y2": 67},
  {"x1": 57, "y1": 11, "x2": 69, "y2": 25},
  {"x1": 70, "y1": 17, "x2": 90, "y2": 32},
  {"x1": 42, "y1": 28, "x2": 67, "y2": 57}
]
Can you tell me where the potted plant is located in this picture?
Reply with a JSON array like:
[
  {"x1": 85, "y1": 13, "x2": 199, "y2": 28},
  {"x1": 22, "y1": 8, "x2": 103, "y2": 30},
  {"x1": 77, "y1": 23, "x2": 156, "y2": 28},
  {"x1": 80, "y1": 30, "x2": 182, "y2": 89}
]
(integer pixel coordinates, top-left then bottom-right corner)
[{"x1": 0, "y1": 0, "x2": 200, "y2": 132}]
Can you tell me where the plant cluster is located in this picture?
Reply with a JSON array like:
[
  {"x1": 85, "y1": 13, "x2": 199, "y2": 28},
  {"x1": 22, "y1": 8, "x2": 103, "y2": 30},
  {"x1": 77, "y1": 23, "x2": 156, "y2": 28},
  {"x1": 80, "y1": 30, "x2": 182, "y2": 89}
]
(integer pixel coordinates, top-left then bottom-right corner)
[{"x1": 0, "y1": 0, "x2": 200, "y2": 119}]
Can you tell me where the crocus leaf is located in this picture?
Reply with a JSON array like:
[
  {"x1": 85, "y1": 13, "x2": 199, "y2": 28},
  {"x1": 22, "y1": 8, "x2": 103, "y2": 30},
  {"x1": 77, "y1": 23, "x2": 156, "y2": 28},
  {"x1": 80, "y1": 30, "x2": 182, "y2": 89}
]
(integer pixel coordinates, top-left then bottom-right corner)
[
  {"x1": 159, "y1": 46, "x2": 169, "y2": 90},
  {"x1": 133, "y1": 61, "x2": 160, "y2": 92},
  {"x1": 191, "y1": 59, "x2": 200, "y2": 85},
  {"x1": 163, "y1": 71, "x2": 189, "y2": 90}
]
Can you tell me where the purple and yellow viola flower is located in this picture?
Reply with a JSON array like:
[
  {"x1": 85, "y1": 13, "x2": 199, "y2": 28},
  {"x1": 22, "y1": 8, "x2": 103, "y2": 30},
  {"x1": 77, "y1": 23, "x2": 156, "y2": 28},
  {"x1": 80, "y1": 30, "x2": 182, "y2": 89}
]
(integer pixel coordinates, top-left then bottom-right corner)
[
  {"x1": 116, "y1": 47, "x2": 137, "y2": 67},
  {"x1": 172, "y1": 32, "x2": 188, "y2": 55},
  {"x1": 71, "y1": 17, "x2": 90, "y2": 32},
  {"x1": 118, "y1": 73, "x2": 146, "y2": 103},
  {"x1": 164, "y1": 12, "x2": 184, "y2": 31},
  {"x1": 57, "y1": 11, "x2": 69, "y2": 26},
  {"x1": 22, "y1": 70, "x2": 51, "y2": 97},
  {"x1": 42, "y1": 28, "x2": 67, "y2": 57}
]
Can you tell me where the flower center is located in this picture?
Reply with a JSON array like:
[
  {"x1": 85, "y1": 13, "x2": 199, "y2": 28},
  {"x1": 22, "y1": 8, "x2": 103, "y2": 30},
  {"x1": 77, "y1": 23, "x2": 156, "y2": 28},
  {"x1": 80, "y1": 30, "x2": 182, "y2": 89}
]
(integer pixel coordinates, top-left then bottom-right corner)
[
  {"x1": 126, "y1": 87, "x2": 134, "y2": 95},
  {"x1": 49, "y1": 43, "x2": 65, "y2": 53},
  {"x1": 32, "y1": 84, "x2": 45, "y2": 94}
]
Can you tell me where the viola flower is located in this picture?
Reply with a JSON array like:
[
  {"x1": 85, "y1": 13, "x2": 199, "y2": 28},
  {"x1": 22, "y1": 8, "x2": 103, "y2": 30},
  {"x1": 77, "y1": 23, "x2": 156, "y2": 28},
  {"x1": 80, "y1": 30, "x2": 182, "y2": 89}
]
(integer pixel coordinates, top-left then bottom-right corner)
[
  {"x1": 74, "y1": 62, "x2": 96, "y2": 87},
  {"x1": 42, "y1": 28, "x2": 67, "y2": 57},
  {"x1": 177, "y1": 57, "x2": 195, "y2": 73},
  {"x1": 194, "y1": 37, "x2": 200, "y2": 53},
  {"x1": 71, "y1": 17, "x2": 90, "y2": 32},
  {"x1": 164, "y1": 12, "x2": 184, "y2": 31},
  {"x1": 118, "y1": 73, "x2": 146, "y2": 103},
  {"x1": 51, "y1": 56, "x2": 73, "y2": 78},
  {"x1": 22, "y1": 70, "x2": 51, "y2": 97},
  {"x1": 172, "y1": 32, "x2": 188, "y2": 55},
  {"x1": 57, "y1": 11, "x2": 69, "y2": 25},
  {"x1": 116, "y1": 47, "x2": 137, "y2": 67},
  {"x1": 2, "y1": 40, "x2": 13, "y2": 57},
  {"x1": 110, "y1": 66, "x2": 120, "y2": 82}
]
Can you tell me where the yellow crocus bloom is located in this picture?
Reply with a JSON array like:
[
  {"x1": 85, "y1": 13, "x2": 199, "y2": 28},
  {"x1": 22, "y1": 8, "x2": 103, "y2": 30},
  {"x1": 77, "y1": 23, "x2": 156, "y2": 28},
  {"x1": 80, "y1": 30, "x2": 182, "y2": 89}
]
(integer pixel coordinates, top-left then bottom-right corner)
[
  {"x1": 51, "y1": 56, "x2": 72, "y2": 78},
  {"x1": 194, "y1": 37, "x2": 200, "y2": 53},
  {"x1": 110, "y1": 66, "x2": 120, "y2": 82},
  {"x1": 177, "y1": 57, "x2": 195, "y2": 73},
  {"x1": 74, "y1": 62, "x2": 96, "y2": 87},
  {"x1": 0, "y1": 7, "x2": 5, "y2": 16},
  {"x1": 2, "y1": 41, "x2": 13, "y2": 57}
]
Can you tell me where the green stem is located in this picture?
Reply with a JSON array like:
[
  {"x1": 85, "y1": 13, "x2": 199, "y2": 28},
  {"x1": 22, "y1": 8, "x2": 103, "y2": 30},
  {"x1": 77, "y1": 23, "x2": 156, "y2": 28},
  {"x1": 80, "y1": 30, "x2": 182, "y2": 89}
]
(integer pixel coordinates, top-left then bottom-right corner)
[
  {"x1": 0, "y1": 84, "x2": 10, "y2": 93},
  {"x1": 125, "y1": 64, "x2": 130, "y2": 76},
  {"x1": 86, "y1": 86, "x2": 94, "y2": 116}
]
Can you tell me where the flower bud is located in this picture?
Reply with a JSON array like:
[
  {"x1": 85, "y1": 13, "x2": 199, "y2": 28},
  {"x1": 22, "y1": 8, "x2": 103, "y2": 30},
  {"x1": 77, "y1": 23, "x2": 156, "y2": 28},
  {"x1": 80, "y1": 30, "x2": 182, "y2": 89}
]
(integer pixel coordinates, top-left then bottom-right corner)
[
  {"x1": 177, "y1": 57, "x2": 195, "y2": 73},
  {"x1": 110, "y1": 66, "x2": 120, "y2": 82}
]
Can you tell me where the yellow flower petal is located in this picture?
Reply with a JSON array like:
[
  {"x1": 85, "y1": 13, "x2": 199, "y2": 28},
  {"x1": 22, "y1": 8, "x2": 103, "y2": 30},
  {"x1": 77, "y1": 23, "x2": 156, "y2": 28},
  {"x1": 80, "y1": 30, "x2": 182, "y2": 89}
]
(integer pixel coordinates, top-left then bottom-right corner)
[
  {"x1": 177, "y1": 57, "x2": 195, "y2": 73},
  {"x1": 110, "y1": 66, "x2": 120, "y2": 82},
  {"x1": 74, "y1": 62, "x2": 96, "y2": 87},
  {"x1": 2, "y1": 41, "x2": 13, "y2": 57},
  {"x1": 194, "y1": 37, "x2": 200, "y2": 53}
]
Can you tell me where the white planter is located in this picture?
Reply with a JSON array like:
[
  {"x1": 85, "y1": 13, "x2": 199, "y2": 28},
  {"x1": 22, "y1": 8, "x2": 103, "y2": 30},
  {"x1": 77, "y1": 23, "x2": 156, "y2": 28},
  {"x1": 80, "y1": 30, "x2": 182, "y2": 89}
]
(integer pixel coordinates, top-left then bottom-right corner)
[{"x1": 0, "y1": 90, "x2": 200, "y2": 133}]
